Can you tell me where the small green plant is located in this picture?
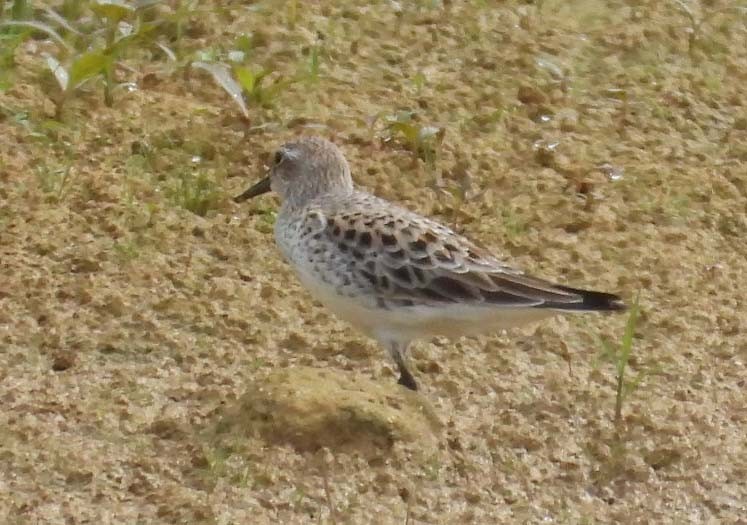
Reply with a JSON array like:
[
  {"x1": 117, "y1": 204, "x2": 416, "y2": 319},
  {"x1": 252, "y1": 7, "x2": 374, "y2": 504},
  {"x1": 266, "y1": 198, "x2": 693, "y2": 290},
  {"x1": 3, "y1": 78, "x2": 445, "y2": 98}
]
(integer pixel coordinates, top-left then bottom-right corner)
[
  {"x1": 165, "y1": 0, "x2": 199, "y2": 53},
  {"x1": 0, "y1": 15, "x2": 34, "y2": 89},
  {"x1": 52, "y1": 4, "x2": 159, "y2": 116},
  {"x1": 304, "y1": 45, "x2": 321, "y2": 83},
  {"x1": 0, "y1": 0, "x2": 169, "y2": 119},
  {"x1": 9, "y1": 0, "x2": 30, "y2": 20},
  {"x1": 385, "y1": 111, "x2": 444, "y2": 166},
  {"x1": 0, "y1": 16, "x2": 70, "y2": 89},
  {"x1": 596, "y1": 293, "x2": 642, "y2": 426},
  {"x1": 320, "y1": 462, "x2": 340, "y2": 525},
  {"x1": 471, "y1": 107, "x2": 505, "y2": 132},
  {"x1": 1, "y1": 1, "x2": 165, "y2": 118},
  {"x1": 168, "y1": 169, "x2": 222, "y2": 217},
  {"x1": 35, "y1": 163, "x2": 72, "y2": 200},
  {"x1": 253, "y1": 207, "x2": 277, "y2": 234},
  {"x1": 191, "y1": 61, "x2": 249, "y2": 118},
  {"x1": 501, "y1": 208, "x2": 527, "y2": 240},
  {"x1": 234, "y1": 33, "x2": 252, "y2": 54},
  {"x1": 191, "y1": 37, "x2": 323, "y2": 117},
  {"x1": 8, "y1": 108, "x2": 67, "y2": 145},
  {"x1": 113, "y1": 238, "x2": 140, "y2": 263},
  {"x1": 233, "y1": 64, "x2": 294, "y2": 107},
  {"x1": 200, "y1": 444, "x2": 231, "y2": 479},
  {"x1": 45, "y1": 50, "x2": 112, "y2": 115},
  {"x1": 192, "y1": 60, "x2": 297, "y2": 117},
  {"x1": 286, "y1": 0, "x2": 298, "y2": 28},
  {"x1": 421, "y1": 454, "x2": 442, "y2": 481},
  {"x1": 411, "y1": 71, "x2": 426, "y2": 94}
]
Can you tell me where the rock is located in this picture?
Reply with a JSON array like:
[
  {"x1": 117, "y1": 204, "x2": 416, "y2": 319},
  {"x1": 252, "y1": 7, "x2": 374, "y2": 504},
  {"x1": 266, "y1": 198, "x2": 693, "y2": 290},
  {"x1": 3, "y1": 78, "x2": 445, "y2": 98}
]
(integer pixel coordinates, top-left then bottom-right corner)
[
  {"x1": 558, "y1": 109, "x2": 579, "y2": 132},
  {"x1": 212, "y1": 367, "x2": 440, "y2": 457},
  {"x1": 51, "y1": 351, "x2": 76, "y2": 372},
  {"x1": 518, "y1": 84, "x2": 547, "y2": 105}
]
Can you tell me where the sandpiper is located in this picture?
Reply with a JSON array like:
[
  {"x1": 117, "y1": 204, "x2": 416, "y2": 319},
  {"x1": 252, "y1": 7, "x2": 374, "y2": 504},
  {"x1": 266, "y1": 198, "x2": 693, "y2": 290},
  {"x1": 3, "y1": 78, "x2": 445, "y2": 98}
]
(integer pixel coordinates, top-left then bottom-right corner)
[{"x1": 235, "y1": 137, "x2": 625, "y2": 391}]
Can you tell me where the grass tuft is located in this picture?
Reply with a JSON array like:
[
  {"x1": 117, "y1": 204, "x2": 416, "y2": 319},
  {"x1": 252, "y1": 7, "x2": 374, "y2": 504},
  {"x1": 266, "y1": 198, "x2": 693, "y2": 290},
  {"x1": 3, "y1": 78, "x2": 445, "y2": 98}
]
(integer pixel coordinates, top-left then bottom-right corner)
[
  {"x1": 113, "y1": 238, "x2": 140, "y2": 263},
  {"x1": 35, "y1": 163, "x2": 72, "y2": 200},
  {"x1": 595, "y1": 292, "x2": 643, "y2": 426},
  {"x1": 385, "y1": 111, "x2": 444, "y2": 167},
  {"x1": 1, "y1": 1, "x2": 172, "y2": 117},
  {"x1": 168, "y1": 169, "x2": 222, "y2": 217}
]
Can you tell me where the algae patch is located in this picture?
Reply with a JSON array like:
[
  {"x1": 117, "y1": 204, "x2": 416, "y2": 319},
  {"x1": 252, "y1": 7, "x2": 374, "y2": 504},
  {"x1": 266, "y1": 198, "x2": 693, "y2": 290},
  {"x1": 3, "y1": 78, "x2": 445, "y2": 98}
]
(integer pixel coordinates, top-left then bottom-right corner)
[{"x1": 212, "y1": 367, "x2": 440, "y2": 457}]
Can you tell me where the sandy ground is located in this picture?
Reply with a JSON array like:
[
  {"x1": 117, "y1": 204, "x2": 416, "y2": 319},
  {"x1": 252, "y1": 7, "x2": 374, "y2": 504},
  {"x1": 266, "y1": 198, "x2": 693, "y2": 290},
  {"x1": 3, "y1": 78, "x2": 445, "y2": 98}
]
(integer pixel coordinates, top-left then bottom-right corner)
[{"x1": 1, "y1": 1, "x2": 746, "y2": 523}]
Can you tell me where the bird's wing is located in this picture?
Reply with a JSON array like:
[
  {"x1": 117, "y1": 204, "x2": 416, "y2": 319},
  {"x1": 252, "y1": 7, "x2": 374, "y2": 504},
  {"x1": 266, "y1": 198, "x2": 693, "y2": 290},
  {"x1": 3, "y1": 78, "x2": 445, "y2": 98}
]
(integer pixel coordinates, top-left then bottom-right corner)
[{"x1": 317, "y1": 194, "x2": 605, "y2": 309}]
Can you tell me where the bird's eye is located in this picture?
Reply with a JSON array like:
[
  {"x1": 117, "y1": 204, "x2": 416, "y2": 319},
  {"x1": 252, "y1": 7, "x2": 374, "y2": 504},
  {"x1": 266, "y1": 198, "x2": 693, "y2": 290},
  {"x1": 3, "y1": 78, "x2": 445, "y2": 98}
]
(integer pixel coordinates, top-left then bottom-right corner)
[{"x1": 274, "y1": 151, "x2": 284, "y2": 165}]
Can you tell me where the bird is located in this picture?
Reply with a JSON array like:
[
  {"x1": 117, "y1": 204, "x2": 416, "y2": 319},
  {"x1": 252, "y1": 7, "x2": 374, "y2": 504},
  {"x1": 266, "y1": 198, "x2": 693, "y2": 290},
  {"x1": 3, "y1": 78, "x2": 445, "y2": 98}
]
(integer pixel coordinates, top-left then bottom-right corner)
[{"x1": 234, "y1": 137, "x2": 625, "y2": 391}]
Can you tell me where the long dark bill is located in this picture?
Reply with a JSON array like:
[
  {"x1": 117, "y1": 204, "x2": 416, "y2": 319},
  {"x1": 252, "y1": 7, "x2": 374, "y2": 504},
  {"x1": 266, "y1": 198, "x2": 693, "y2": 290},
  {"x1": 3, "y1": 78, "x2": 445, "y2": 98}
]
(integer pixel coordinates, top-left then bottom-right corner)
[{"x1": 233, "y1": 176, "x2": 271, "y2": 203}]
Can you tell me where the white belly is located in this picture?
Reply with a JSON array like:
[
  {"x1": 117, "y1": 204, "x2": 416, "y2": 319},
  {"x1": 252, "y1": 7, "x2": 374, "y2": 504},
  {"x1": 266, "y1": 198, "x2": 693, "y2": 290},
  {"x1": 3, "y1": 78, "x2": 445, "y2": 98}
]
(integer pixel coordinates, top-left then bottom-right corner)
[{"x1": 294, "y1": 267, "x2": 558, "y2": 344}]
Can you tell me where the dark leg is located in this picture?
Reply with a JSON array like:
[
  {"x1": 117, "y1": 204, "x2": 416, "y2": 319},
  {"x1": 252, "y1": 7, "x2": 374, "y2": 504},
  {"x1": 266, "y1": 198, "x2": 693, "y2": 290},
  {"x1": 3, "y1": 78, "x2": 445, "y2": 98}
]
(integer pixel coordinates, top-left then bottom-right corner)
[
  {"x1": 398, "y1": 365, "x2": 418, "y2": 391},
  {"x1": 388, "y1": 342, "x2": 418, "y2": 391}
]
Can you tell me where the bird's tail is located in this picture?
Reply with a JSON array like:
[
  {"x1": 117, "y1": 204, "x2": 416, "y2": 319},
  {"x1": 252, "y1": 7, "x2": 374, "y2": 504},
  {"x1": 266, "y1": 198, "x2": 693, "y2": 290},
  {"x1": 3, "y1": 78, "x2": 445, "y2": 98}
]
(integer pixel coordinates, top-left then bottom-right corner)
[{"x1": 537, "y1": 285, "x2": 627, "y2": 312}]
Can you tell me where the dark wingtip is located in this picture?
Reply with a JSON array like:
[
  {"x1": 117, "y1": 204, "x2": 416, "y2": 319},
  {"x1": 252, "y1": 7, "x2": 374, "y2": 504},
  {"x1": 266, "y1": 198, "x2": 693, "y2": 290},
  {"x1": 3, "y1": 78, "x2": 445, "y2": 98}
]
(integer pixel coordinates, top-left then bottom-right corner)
[{"x1": 542, "y1": 286, "x2": 627, "y2": 312}]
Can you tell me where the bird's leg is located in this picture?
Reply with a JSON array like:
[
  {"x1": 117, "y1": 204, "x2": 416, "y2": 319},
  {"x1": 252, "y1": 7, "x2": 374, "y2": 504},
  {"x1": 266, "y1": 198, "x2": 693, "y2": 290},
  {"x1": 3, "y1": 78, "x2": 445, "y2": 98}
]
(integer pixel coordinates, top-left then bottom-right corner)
[{"x1": 388, "y1": 342, "x2": 418, "y2": 391}]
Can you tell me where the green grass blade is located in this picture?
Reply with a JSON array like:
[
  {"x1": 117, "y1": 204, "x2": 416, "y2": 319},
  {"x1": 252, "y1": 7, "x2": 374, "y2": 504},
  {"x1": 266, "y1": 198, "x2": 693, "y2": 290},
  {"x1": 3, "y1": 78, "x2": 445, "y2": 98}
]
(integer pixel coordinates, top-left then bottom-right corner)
[
  {"x1": 68, "y1": 50, "x2": 109, "y2": 90},
  {"x1": 616, "y1": 292, "x2": 640, "y2": 377},
  {"x1": 614, "y1": 291, "x2": 640, "y2": 424},
  {"x1": 91, "y1": 0, "x2": 136, "y2": 23},
  {"x1": 388, "y1": 121, "x2": 419, "y2": 146},
  {"x1": 41, "y1": 7, "x2": 83, "y2": 35},
  {"x1": 11, "y1": 0, "x2": 29, "y2": 20},
  {"x1": 233, "y1": 65, "x2": 256, "y2": 94},
  {"x1": 0, "y1": 20, "x2": 73, "y2": 52},
  {"x1": 192, "y1": 61, "x2": 249, "y2": 118}
]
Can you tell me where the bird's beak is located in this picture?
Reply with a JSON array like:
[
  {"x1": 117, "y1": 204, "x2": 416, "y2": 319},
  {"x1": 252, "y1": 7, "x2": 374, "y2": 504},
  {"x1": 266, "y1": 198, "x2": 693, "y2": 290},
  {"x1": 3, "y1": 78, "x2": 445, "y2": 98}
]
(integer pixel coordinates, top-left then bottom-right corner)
[{"x1": 233, "y1": 176, "x2": 271, "y2": 203}]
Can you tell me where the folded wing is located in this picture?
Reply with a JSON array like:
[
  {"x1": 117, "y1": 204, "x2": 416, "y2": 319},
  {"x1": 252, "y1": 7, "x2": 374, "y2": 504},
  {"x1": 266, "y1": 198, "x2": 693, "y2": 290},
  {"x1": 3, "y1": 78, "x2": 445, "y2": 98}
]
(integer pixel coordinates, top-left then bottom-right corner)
[{"x1": 319, "y1": 195, "x2": 624, "y2": 311}]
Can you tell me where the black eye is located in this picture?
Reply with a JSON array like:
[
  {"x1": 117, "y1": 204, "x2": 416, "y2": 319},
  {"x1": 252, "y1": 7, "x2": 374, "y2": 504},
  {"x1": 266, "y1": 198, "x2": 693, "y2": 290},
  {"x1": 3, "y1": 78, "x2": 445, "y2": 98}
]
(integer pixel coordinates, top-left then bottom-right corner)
[{"x1": 274, "y1": 150, "x2": 284, "y2": 165}]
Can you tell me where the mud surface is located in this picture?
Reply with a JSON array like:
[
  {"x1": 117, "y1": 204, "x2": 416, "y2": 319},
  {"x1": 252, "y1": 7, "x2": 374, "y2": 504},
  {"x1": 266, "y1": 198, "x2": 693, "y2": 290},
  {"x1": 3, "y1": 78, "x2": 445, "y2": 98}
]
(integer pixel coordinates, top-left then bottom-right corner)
[{"x1": 1, "y1": 1, "x2": 746, "y2": 523}]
